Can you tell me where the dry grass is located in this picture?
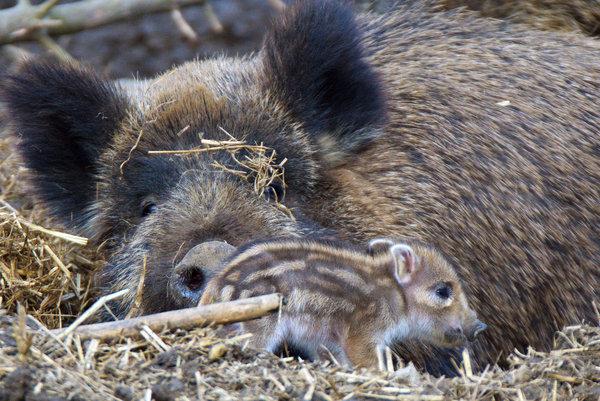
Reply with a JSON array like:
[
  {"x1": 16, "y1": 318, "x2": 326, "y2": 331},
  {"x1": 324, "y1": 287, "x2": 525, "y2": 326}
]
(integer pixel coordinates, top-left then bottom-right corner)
[
  {"x1": 148, "y1": 126, "x2": 293, "y2": 218},
  {"x1": 0, "y1": 314, "x2": 598, "y2": 400},
  {"x1": 1, "y1": 123, "x2": 599, "y2": 400},
  {"x1": 0, "y1": 132, "x2": 101, "y2": 330}
]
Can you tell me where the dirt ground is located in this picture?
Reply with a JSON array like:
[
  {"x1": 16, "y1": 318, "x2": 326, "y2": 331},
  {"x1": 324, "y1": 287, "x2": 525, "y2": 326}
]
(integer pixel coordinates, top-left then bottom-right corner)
[
  {"x1": 0, "y1": 315, "x2": 600, "y2": 401},
  {"x1": 0, "y1": 0, "x2": 277, "y2": 78},
  {"x1": 0, "y1": 311, "x2": 598, "y2": 400}
]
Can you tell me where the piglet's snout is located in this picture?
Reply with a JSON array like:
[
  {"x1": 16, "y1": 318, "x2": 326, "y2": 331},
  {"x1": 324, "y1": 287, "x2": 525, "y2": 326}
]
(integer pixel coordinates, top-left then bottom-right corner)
[
  {"x1": 466, "y1": 319, "x2": 487, "y2": 341},
  {"x1": 444, "y1": 327, "x2": 465, "y2": 345},
  {"x1": 168, "y1": 241, "x2": 235, "y2": 307}
]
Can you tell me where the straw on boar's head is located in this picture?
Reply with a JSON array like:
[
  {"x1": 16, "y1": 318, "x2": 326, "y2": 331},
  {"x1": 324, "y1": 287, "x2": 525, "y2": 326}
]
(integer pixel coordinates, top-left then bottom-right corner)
[{"x1": 1, "y1": 1, "x2": 386, "y2": 317}]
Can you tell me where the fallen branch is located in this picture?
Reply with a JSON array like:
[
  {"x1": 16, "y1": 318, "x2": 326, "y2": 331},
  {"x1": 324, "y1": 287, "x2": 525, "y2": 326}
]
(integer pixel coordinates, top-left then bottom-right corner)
[
  {"x1": 50, "y1": 293, "x2": 282, "y2": 341},
  {"x1": 56, "y1": 288, "x2": 130, "y2": 339},
  {"x1": 0, "y1": 0, "x2": 208, "y2": 45}
]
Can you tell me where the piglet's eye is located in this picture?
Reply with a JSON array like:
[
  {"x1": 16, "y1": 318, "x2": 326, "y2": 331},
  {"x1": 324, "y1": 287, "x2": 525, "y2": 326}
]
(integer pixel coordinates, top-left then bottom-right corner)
[
  {"x1": 141, "y1": 202, "x2": 157, "y2": 217},
  {"x1": 435, "y1": 282, "x2": 452, "y2": 300}
]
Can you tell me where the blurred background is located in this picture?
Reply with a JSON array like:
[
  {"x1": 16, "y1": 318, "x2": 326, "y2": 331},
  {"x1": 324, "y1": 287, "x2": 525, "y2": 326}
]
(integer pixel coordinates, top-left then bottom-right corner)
[{"x1": 0, "y1": 0, "x2": 396, "y2": 78}]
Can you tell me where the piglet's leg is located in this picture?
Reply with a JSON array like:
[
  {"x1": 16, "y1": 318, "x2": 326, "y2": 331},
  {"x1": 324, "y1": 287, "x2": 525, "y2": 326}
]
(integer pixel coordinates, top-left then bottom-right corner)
[
  {"x1": 317, "y1": 341, "x2": 352, "y2": 367},
  {"x1": 345, "y1": 334, "x2": 379, "y2": 369}
]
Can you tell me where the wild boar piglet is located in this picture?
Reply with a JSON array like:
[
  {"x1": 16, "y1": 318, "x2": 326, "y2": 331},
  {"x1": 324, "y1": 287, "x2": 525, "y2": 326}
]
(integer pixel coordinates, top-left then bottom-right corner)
[{"x1": 200, "y1": 238, "x2": 486, "y2": 368}]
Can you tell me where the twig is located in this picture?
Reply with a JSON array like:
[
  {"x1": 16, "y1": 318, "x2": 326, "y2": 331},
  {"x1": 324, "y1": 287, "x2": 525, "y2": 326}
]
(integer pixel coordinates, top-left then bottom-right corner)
[
  {"x1": 18, "y1": 219, "x2": 87, "y2": 245},
  {"x1": 545, "y1": 373, "x2": 584, "y2": 384},
  {"x1": 462, "y1": 348, "x2": 474, "y2": 378},
  {"x1": 266, "y1": 0, "x2": 286, "y2": 12},
  {"x1": 301, "y1": 368, "x2": 316, "y2": 401},
  {"x1": 376, "y1": 347, "x2": 385, "y2": 371},
  {"x1": 0, "y1": 0, "x2": 209, "y2": 45},
  {"x1": 14, "y1": 303, "x2": 33, "y2": 362},
  {"x1": 35, "y1": 33, "x2": 76, "y2": 63},
  {"x1": 35, "y1": 0, "x2": 60, "y2": 19},
  {"x1": 49, "y1": 293, "x2": 282, "y2": 340},
  {"x1": 140, "y1": 324, "x2": 170, "y2": 352},
  {"x1": 56, "y1": 289, "x2": 130, "y2": 339},
  {"x1": 147, "y1": 141, "x2": 269, "y2": 156},
  {"x1": 203, "y1": 2, "x2": 223, "y2": 34},
  {"x1": 43, "y1": 244, "x2": 72, "y2": 279},
  {"x1": 353, "y1": 394, "x2": 444, "y2": 401},
  {"x1": 119, "y1": 129, "x2": 145, "y2": 175},
  {"x1": 125, "y1": 254, "x2": 147, "y2": 318},
  {"x1": 82, "y1": 338, "x2": 99, "y2": 370},
  {"x1": 170, "y1": 7, "x2": 198, "y2": 42},
  {"x1": 385, "y1": 346, "x2": 394, "y2": 372}
]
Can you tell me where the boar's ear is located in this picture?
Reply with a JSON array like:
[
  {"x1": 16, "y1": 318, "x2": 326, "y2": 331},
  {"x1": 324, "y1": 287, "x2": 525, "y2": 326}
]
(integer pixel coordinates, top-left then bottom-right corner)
[
  {"x1": 1, "y1": 58, "x2": 129, "y2": 229},
  {"x1": 262, "y1": 0, "x2": 386, "y2": 164}
]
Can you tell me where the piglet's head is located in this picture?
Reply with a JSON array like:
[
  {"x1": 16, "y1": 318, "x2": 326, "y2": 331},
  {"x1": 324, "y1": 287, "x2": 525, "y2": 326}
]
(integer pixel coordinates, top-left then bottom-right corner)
[{"x1": 370, "y1": 239, "x2": 487, "y2": 349}]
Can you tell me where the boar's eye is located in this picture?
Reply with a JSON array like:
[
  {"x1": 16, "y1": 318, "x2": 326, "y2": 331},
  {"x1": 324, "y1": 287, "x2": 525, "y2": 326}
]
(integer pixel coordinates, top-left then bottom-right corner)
[
  {"x1": 141, "y1": 201, "x2": 157, "y2": 217},
  {"x1": 264, "y1": 181, "x2": 285, "y2": 203},
  {"x1": 434, "y1": 282, "x2": 452, "y2": 300}
]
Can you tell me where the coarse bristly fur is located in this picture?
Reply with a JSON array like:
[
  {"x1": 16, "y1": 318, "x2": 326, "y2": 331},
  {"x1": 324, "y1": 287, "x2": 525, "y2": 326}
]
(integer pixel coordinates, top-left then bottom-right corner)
[
  {"x1": 200, "y1": 237, "x2": 485, "y2": 369},
  {"x1": 1, "y1": 0, "x2": 599, "y2": 374},
  {"x1": 437, "y1": 0, "x2": 600, "y2": 36}
]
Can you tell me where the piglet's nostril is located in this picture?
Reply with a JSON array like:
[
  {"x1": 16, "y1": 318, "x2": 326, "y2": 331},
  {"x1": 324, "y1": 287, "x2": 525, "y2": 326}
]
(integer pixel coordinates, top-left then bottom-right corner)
[
  {"x1": 169, "y1": 264, "x2": 206, "y2": 306},
  {"x1": 180, "y1": 266, "x2": 204, "y2": 292},
  {"x1": 467, "y1": 320, "x2": 488, "y2": 341}
]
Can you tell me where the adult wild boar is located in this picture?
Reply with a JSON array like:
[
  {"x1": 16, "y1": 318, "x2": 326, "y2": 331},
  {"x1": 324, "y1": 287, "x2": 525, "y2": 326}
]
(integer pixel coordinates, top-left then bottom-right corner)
[{"x1": 2, "y1": 0, "x2": 599, "y2": 371}]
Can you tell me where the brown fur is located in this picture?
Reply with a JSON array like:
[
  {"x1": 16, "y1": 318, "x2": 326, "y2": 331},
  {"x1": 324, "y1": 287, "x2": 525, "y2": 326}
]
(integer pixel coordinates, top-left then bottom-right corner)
[
  {"x1": 2, "y1": 0, "x2": 599, "y2": 373},
  {"x1": 200, "y1": 238, "x2": 482, "y2": 368},
  {"x1": 438, "y1": 0, "x2": 600, "y2": 36}
]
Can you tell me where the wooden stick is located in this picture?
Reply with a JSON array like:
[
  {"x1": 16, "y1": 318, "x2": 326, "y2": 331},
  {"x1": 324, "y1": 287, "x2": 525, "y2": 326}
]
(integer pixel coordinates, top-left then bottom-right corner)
[
  {"x1": 0, "y1": 0, "x2": 208, "y2": 45},
  {"x1": 56, "y1": 288, "x2": 130, "y2": 339},
  {"x1": 170, "y1": 7, "x2": 198, "y2": 43},
  {"x1": 202, "y1": 2, "x2": 223, "y2": 34},
  {"x1": 266, "y1": 0, "x2": 286, "y2": 13},
  {"x1": 50, "y1": 293, "x2": 281, "y2": 341}
]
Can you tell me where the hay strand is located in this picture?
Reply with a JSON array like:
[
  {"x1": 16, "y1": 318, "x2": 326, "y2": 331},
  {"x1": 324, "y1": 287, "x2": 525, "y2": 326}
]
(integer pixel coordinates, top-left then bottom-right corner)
[
  {"x1": 148, "y1": 127, "x2": 293, "y2": 218},
  {"x1": 56, "y1": 289, "x2": 130, "y2": 339},
  {"x1": 1, "y1": 200, "x2": 88, "y2": 245}
]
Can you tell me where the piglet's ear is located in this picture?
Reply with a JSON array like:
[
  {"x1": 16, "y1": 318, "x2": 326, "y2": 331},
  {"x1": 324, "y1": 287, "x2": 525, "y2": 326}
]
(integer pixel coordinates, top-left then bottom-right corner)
[
  {"x1": 1, "y1": 58, "x2": 129, "y2": 230},
  {"x1": 262, "y1": 0, "x2": 387, "y2": 165},
  {"x1": 390, "y1": 244, "x2": 419, "y2": 284},
  {"x1": 367, "y1": 238, "x2": 395, "y2": 255}
]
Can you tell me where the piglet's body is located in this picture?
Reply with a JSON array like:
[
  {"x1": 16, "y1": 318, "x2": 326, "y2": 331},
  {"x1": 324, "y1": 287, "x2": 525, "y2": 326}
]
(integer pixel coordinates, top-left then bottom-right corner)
[{"x1": 200, "y1": 238, "x2": 485, "y2": 368}]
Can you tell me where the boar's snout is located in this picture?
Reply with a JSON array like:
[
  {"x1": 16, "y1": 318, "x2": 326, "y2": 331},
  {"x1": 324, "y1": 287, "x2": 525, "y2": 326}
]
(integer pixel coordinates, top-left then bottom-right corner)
[{"x1": 168, "y1": 241, "x2": 235, "y2": 307}]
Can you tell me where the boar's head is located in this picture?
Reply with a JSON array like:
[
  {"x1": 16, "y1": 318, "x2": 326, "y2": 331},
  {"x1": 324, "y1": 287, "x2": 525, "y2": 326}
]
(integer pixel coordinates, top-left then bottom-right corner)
[{"x1": 1, "y1": 0, "x2": 387, "y2": 316}]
